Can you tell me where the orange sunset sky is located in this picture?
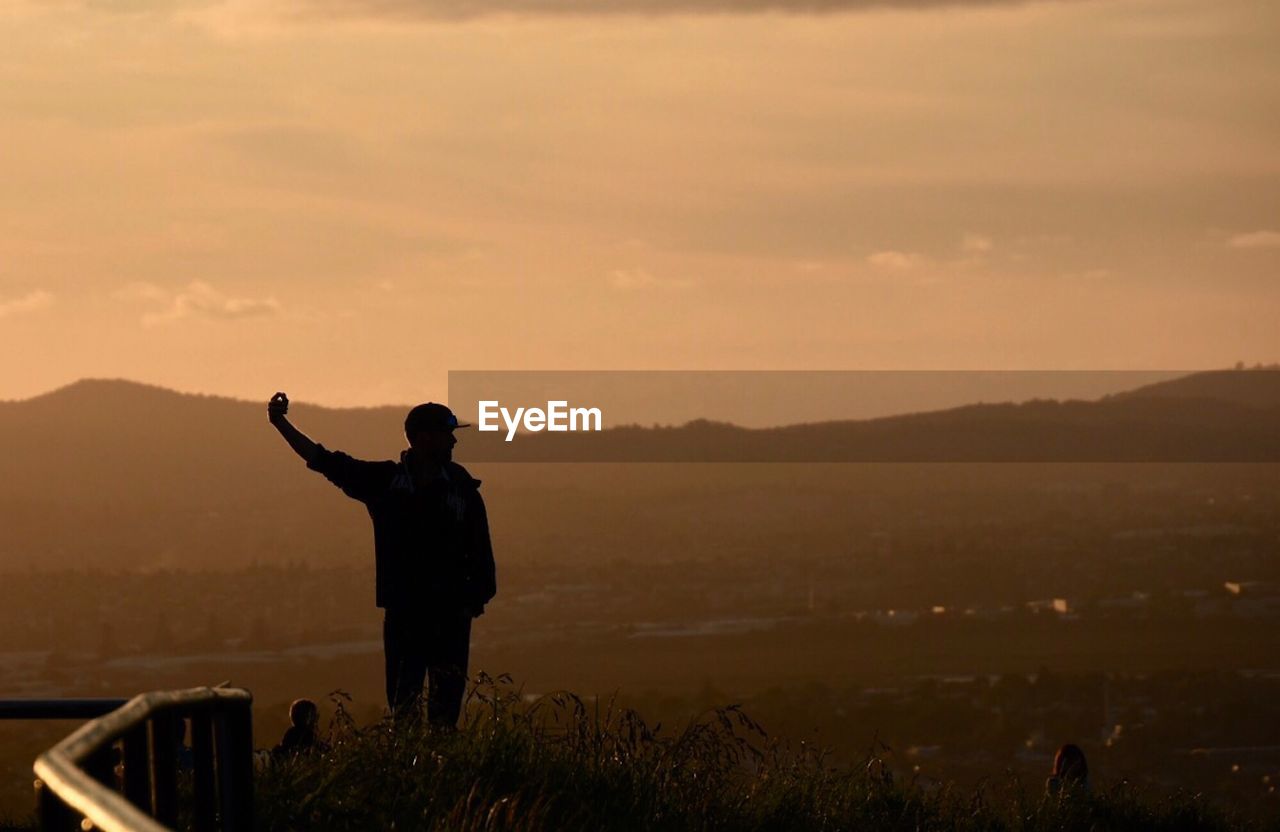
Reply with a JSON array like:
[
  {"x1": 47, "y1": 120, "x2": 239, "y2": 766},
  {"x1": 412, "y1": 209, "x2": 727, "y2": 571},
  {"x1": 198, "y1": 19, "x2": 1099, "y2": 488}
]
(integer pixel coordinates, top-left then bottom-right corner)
[{"x1": 2, "y1": 0, "x2": 1277, "y2": 407}]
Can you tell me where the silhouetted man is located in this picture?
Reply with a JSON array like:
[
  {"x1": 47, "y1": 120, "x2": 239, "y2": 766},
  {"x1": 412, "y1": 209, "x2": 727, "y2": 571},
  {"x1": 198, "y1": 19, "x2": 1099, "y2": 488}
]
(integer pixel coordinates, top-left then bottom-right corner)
[{"x1": 267, "y1": 392, "x2": 496, "y2": 727}]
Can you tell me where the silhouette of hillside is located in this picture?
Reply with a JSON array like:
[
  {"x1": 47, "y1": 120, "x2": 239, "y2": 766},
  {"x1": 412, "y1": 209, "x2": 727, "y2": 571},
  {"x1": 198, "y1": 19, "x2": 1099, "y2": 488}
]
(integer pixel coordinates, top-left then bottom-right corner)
[
  {"x1": 0, "y1": 378, "x2": 406, "y2": 503},
  {"x1": 1, "y1": 370, "x2": 1276, "y2": 571},
  {"x1": 0, "y1": 379, "x2": 412, "y2": 572},
  {"x1": 1109, "y1": 365, "x2": 1280, "y2": 409},
  {"x1": 459, "y1": 368, "x2": 1280, "y2": 461}
]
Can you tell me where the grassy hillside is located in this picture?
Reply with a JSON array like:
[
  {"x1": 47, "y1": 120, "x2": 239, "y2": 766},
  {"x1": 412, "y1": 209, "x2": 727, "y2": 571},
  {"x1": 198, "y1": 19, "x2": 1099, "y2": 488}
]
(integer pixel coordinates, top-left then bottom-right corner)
[
  {"x1": 0, "y1": 679, "x2": 1265, "y2": 832},
  {"x1": 255, "y1": 678, "x2": 1259, "y2": 832}
]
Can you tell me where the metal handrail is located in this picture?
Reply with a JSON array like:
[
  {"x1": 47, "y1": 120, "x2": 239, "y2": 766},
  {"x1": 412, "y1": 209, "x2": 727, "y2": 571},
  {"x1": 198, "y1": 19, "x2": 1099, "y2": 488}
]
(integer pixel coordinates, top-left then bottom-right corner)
[{"x1": 32, "y1": 687, "x2": 253, "y2": 832}]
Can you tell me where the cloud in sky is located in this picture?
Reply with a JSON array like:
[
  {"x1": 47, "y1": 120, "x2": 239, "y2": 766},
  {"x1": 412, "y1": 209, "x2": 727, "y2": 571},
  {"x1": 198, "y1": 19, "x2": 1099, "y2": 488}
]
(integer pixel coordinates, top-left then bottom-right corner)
[
  {"x1": 1227, "y1": 230, "x2": 1280, "y2": 250},
  {"x1": 0, "y1": 290, "x2": 55, "y2": 320},
  {"x1": 867, "y1": 250, "x2": 926, "y2": 270},
  {"x1": 116, "y1": 281, "x2": 281, "y2": 326},
  {"x1": 961, "y1": 233, "x2": 994, "y2": 254},
  {"x1": 607, "y1": 268, "x2": 692, "y2": 290}
]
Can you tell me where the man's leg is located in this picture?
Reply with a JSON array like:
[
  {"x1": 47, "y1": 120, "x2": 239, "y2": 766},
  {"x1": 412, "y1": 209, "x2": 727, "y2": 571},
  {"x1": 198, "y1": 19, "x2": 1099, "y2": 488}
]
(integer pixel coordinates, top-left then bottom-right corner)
[
  {"x1": 384, "y1": 609, "x2": 429, "y2": 718},
  {"x1": 426, "y1": 610, "x2": 472, "y2": 728}
]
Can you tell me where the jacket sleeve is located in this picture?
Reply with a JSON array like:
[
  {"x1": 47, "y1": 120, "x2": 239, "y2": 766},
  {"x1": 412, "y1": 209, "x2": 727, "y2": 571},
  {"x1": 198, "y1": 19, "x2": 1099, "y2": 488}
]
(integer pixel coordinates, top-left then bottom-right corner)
[
  {"x1": 466, "y1": 491, "x2": 498, "y2": 612},
  {"x1": 306, "y1": 444, "x2": 392, "y2": 503}
]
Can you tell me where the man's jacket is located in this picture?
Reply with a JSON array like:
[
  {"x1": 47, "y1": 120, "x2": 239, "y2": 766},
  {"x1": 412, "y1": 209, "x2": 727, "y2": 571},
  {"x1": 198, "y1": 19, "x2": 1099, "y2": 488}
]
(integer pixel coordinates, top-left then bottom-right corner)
[{"x1": 306, "y1": 445, "x2": 497, "y2": 613}]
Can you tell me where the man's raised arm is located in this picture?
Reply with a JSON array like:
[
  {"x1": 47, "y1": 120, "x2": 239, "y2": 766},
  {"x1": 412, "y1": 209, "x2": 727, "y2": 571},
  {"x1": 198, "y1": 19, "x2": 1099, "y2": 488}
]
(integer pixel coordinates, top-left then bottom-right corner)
[{"x1": 268, "y1": 392, "x2": 319, "y2": 465}]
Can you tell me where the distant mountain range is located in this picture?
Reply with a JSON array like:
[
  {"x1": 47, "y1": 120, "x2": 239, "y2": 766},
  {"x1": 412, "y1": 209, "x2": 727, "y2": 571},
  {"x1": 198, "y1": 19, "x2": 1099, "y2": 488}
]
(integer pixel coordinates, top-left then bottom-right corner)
[
  {"x1": 1, "y1": 369, "x2": 1276, "y2": 570},
  {"x1": 3, "y1": 369, "x2": 1278, "y2": 480},
  {"x1": 457, "y1": 368, "x2": 1280, "y2": 461}
]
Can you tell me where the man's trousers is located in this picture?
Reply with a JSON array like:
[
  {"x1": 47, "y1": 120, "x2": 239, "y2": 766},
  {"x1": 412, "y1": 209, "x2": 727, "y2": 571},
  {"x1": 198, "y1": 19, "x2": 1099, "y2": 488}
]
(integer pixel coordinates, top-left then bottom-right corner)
[{"x1": 383, "y1": 606, "x2": 472, "y2": 726}]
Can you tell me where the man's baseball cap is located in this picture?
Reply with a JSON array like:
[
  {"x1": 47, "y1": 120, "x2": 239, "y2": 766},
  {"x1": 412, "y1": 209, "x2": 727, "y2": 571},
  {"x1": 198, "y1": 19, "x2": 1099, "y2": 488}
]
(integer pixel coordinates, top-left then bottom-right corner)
[{"x1": 405, "y1": 402, "x2": 471, "y2": 435}]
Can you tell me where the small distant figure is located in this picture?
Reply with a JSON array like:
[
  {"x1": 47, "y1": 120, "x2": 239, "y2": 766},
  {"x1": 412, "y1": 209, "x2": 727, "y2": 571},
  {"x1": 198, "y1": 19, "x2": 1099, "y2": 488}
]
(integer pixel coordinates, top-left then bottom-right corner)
[
  {"x1": 273, "y1": 699, "x2": 322, "y2": 759},
  {"x1": 1045, "y1": 743, "x2": 1090, "y2": 797}
]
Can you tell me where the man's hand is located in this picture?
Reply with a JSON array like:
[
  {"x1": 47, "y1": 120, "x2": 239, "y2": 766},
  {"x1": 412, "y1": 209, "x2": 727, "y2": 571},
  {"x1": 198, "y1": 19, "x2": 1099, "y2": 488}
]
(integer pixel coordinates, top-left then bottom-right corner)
[
  {"x1": 268, "y1": 391, "x2": 320, "y2": 463},
  {"x1": 268, "y1": 391, "x2": 289, "y2": 424}
]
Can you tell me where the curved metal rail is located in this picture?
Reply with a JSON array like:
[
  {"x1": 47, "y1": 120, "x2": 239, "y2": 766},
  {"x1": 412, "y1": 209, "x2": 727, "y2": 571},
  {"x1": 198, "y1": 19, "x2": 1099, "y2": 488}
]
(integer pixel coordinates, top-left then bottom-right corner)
[{"x1": 32, "y1": 687, "x2": 253, "y2": 832}]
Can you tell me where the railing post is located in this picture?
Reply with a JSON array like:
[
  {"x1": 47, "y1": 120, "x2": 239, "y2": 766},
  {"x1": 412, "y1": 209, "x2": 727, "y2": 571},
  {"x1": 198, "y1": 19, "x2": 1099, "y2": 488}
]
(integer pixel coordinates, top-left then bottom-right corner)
[
  {"x1": 121, "y1": 723, "x2": 151, "y2": 812},
  {"x1": 84, "y1": 743, "x2": 116, "y2": 792},
  {"x1": 191, "y1": 712, "x2": 218, "y2": 832},
  {"x1": 35, "y1": 776, "x2": 74, "y2": 832},
  {"x1": 149, "y1": 712, "x2": 180, "y2": 826},
  {"x1": 216, "y1": 700, "x2": 254, "y2": 832}
]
